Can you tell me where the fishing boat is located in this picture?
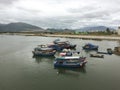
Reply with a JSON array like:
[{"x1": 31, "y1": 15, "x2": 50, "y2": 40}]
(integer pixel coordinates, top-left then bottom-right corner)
[
  {"x1": 47, "y1": 43, "x2": 63, "y2": 51},
  {"x1": 32, "y1": 46, "x2": 56, "y2": 56},
  {"x1": 49, "y1": 39, "x2": 76, "y2": 51},
  {"x1": 53, "y1": 39, "x2": 68, "y2": 44},
  {"x1": 59, "y1": 49, "x2": 80, "y2": 57},
  {"x1": 83, "y1": 43, "x2": 98, "y2": 50},
  {"x1": 54, "y1": 56, "x2": 87, "y2": 68},
  {"x1": 90, "y1": 54, "x2": 104, "y2": 58}
]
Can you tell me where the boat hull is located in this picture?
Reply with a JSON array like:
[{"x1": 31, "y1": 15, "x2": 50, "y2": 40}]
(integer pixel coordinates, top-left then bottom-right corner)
[
  {"x1": 54, "y1": 60, "x2": 87, "y2": 68},
  {"x1": 48, "y1": 44, "x2": 76, "y2": 51},
  {"x1": 83, "y1": 47, "x2": 98, "y2": 50},
  {"x1": 32, "y1": 51, "x2": 56, "y2": 56},
  {"x1": 83, "y1": 43, "x2": 98, "y2": 51}
]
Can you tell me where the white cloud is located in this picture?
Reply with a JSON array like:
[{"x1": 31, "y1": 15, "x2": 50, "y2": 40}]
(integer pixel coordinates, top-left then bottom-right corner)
[{"x1": 0, "y1": 0, "x2": 120, "y2": 29}]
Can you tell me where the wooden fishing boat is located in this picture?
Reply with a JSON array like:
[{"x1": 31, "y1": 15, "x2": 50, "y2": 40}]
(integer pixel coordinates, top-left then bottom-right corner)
[{"x1": 32, "y1": 46, "x2": 56, "y2": 56}]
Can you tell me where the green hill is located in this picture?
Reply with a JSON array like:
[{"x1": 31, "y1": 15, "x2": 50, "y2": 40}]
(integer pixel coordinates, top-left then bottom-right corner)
[{"x1": 0, "y1": 22, "x2": 44, "y2": 32}]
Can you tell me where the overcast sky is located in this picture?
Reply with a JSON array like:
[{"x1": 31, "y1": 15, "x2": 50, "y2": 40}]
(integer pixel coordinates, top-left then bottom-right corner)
[{"x1": 0, "y1": 0, "x2": 120, "y2": 29}]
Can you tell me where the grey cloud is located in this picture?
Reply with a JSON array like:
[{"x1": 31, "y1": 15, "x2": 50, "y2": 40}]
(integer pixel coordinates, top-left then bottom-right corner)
[
  {"x1": 81, "y1": 10, "x2": 110, "y2": 19},
  {"x1": 21, "y1": 16, "x2": 78, "y2": 29},
  {"x1": 0, "y1": 0, "x2": 18, "y2": 4},
  {"x1": 0, "y1": 0, "x2": 18, "y2": 9},
  {"x1": 0, "y1": 0, "x2": 120, "y2": 29},
  {"x1": 68, "y1": 6, "x2": 100, "y2": 13},
  {"x1": 16, "y1": 7, "x2": 42, "y2": 13}
]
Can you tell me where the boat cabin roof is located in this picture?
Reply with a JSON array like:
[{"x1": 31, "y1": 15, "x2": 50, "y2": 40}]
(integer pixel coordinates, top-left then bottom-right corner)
[
  {"x1": 56, "y1": 56, "x2": 80, "y2": 60},
  {"x1": 35, "y1": 47, "x2": 53, "y2": 51},
  {"x1": 86, "y1": 43, "x2": 97, "y2": 47},
  {"x1": 65, "y1": 56, "x2": 80, "y2": 59},
  {"x1": 53, "y1": 39, "x2": 69, "y2": 44}
]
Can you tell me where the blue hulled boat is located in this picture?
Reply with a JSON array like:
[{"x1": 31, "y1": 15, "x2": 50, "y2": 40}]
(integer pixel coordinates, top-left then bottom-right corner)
[
  {"x1": 48, "y1": 43, "x2": 63, "y2": 51},
  {"x1": 54, "y1": 56, "x2": 87, "y2": 68},
  {"x1": 48, "y1": 39, "x2": 76, "y2": 51},
  {"x1": 83, "y1": 43, "x2": 98, "y2": 50}
]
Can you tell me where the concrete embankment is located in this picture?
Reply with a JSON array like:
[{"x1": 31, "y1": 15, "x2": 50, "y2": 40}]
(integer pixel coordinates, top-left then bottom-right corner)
[
  {"x1": 44, "y1": 34, "x2": 120, "y2": 40},
  {"x1": 1, "y1": 33, "x2": 120, "y2": 40}
]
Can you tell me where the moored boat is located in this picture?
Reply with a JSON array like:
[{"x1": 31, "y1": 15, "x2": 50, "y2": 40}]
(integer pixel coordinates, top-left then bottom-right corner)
[
  {"x1": 54, "y1": 56, "x2": 87, "y2": 68},
  {"x1": 32, "y1": 46, "x2": 56, "y2": 56},
  {"x1": 59, "y1": 49, "x2": 80, "y2": 57},
  {"x1": 49, "y1": 39, "x2": 76, "y2": 51},
  {"x1": 83, "y1": 43, "x2": 98, "y2": 50}
]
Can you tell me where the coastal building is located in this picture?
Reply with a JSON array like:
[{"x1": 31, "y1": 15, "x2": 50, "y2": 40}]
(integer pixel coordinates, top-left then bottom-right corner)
[{"x1": 118, "y1": 27, "x2": 120, "y2": 35}]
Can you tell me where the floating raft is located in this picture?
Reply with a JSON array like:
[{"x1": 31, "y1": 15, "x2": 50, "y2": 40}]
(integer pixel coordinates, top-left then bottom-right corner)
[
  {"x1": 97, "y1": 52, "x2": 108, "y2": 54},
  {"x1": 90, "y1": 54, "x2": 104, "y2": 58},
  {"x1": 97, "y1": 48, "x2": 113, "y2": 55}
]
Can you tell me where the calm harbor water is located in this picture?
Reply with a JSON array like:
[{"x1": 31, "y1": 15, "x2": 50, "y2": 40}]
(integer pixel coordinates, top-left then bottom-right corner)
[{"x1": 0, "y1": 35, "x2": 120, "y2": 90}]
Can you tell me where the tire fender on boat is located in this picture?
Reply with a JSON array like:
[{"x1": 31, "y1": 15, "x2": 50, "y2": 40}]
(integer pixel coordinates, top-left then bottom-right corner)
[{"x1": 80, "y1": 63, "x2": 83, "y2": 66}]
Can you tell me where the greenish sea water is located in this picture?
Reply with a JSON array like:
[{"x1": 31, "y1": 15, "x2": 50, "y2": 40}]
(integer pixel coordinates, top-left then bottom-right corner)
[{"x1": 0, "y1": 35, "x2": 120, "y2": 90}]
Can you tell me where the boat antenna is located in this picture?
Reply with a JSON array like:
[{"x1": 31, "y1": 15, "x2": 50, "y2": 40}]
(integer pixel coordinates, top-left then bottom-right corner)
[{"x1": 80, "y1": 49, "x2": 84, "y2": 57}]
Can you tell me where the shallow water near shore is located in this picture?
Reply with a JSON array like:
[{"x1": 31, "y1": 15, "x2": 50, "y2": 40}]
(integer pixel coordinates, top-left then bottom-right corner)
[{"x1": 0, "y1": 35, "x2": 120, "y2": 90}]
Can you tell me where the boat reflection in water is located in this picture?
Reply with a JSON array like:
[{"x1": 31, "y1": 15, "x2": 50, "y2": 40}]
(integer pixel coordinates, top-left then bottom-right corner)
[
  {"x1": 55, "y1": 67, "x2": 86, "y2": 77},
  {"x1": 32, "y1": 55, "x2": 55, "y2": 64}
]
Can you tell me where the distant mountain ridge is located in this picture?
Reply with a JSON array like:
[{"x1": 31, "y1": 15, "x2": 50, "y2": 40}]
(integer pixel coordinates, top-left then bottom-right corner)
[
  {"x1": 76, "y1": 26, "x2": 115, "y2": 32},
  {"x1": 0, "y1": 22, "x2": 44, "y2": 32},
  {"x1": 0, "y1": 22, "x2": 116, "y2": 32},
  {"x1": 46, "y1": 26, "x2": 115, "y2": 32}
]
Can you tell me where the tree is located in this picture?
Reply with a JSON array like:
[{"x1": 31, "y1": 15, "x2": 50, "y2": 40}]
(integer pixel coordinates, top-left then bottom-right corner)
[{"x1": 106, "y1": 28, "x2": 110, "y2": 33}]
